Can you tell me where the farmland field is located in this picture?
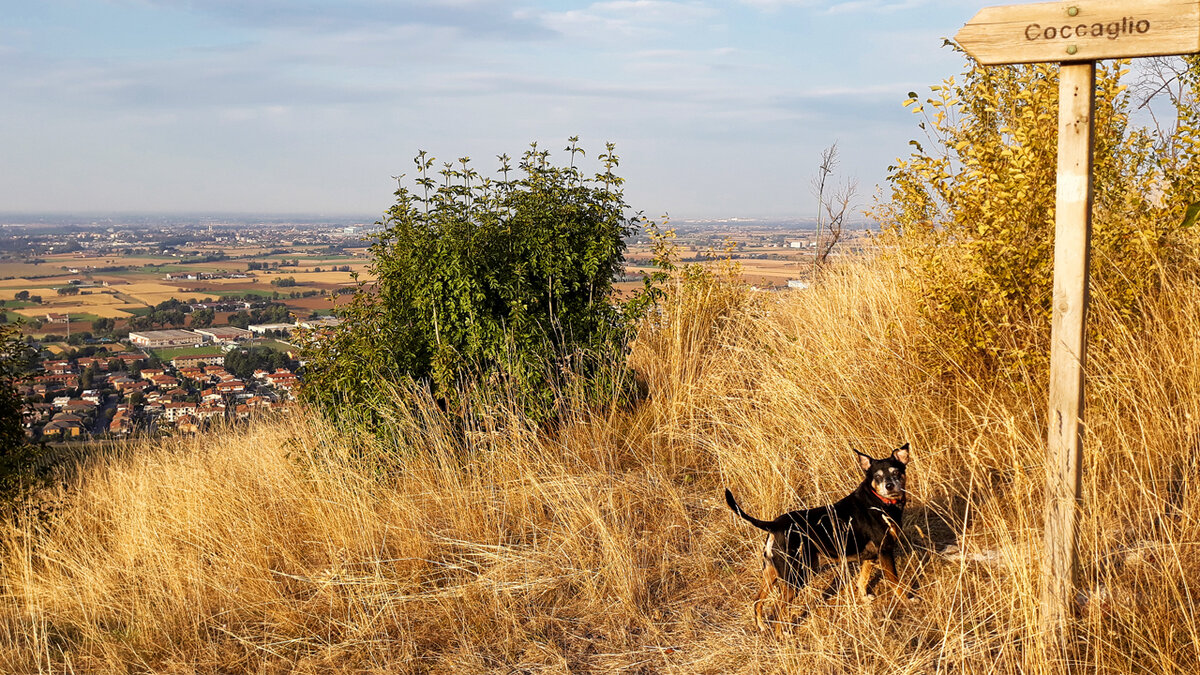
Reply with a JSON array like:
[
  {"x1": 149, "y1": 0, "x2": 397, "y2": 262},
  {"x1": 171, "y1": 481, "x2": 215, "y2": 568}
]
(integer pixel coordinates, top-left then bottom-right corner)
[
  {"x1": 14, "y1": 305, "x2": 136, "y2": 319},
  {"x1": 0, "y1": 235, "x2": 848, "y2": 337},
  {"x1": 40, "y1": 293, "x2": 131, "y2": 306},
  {"x1": 624, "y1": 241, "x2": 825, "y2": 288},
  {"x1": 281, "y1": 296, "x2": 341, "y2": 311},
  {"x1": 252, "y1": 339, "x2": 296, "y2": 352},
  {"x1": 0, "y1": 241, "x2": 373, "y2": 338},
  {"x1": 192, "y1": 277, "x2": 266, "y2": 285},
  {"x1": 111, "y1": 282, "x2": 198, "y2": 306},
  {"x1": 206, "y1": 289, "x2": 275, "y2": 298},
  {"x1": 0, "y1": 278, "x2": 71, "y2": 289},
  {"x1": 0, "y1": 263, "x2": 61, "y2": 279},
  {"x1": 75, "y1": 305, "x2": 139, "y2": 318},
  {"x1": 263, "y1": 270, "x2": 359, "y2": 284}
]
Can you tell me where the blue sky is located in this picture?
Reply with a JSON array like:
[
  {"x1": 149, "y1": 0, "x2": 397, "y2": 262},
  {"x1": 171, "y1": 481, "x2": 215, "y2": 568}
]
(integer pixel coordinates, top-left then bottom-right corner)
[{"x1": 0, "y1": 0, "x2": 1023, "y2": 220}]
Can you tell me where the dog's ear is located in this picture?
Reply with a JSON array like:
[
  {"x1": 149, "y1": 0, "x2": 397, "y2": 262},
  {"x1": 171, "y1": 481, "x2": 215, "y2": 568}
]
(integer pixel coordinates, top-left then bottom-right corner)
[
  {"x1": 852, "y1": 447, "x2": 873, "y2": 472},
  {"x1": 893, "y1": 442, "x2": 910, "y2": 465}
]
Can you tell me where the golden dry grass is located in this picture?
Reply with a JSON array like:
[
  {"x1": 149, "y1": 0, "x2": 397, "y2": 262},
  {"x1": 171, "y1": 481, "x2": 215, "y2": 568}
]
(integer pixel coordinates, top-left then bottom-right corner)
[{"x1": 1, "y1": 254, "x2": 1198, "y2": 673}]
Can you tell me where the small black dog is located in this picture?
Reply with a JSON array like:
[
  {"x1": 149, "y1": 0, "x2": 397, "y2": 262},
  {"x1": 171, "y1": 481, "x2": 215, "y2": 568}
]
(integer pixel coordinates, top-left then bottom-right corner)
[{"x1": 725, "y1": 443, "x2": 911, "y2": 631}]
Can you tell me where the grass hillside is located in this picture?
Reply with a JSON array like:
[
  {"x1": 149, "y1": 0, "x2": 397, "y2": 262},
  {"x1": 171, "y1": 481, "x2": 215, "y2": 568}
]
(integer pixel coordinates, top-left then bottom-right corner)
[{"x1": 2, "y1": 251, "x2": 1198, "y2": 673}]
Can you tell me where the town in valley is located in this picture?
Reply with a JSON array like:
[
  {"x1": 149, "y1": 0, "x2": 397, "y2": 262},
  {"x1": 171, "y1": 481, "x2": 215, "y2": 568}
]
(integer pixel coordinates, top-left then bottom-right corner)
[{"x1": 0, "y1": 213, "x2": 873, "y2": 442}]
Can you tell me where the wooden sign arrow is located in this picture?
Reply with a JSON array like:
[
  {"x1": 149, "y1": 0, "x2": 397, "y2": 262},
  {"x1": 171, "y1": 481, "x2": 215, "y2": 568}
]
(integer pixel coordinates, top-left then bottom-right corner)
[{"x1": 957, "y1": 0, "x2": 1200, "y2": 65}]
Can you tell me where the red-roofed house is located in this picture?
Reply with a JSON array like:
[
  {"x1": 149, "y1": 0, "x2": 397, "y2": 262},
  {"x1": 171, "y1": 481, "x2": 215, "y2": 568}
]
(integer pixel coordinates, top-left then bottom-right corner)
[{"x1": 162, "y1": 402, "x2": 198, "y2": 422}]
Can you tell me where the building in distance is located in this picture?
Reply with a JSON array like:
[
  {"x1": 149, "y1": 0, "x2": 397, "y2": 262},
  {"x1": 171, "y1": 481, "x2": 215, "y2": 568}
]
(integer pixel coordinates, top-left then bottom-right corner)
[
  {"x1": 194, "y1": 326, "x2": 253, "y2": 343},
  {"x1": 296, "y1": 317, "x2": 341, "y2": 330},
  {"x1": 249, "y1": 323, "x2": 295, "y2": 336},
  {"x1": 128, "y1": 330, "x2": 204, "y2": 349},
  {"x1": 172, "y1": 353, "x2": 225, "y2": 368}
]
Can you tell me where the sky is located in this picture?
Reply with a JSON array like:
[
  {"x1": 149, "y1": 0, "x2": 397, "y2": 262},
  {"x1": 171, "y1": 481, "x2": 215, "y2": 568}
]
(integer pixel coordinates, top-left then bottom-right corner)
[{"x1": 0, "y1": 0, "x2": 1027, "y2": 220}]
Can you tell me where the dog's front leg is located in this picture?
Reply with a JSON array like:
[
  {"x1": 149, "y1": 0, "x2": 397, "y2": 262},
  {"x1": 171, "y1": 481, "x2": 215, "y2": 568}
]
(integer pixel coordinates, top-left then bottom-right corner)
[
  {"x1": 877, "y1": 551, "x2": 910, "y2": 601},
  {"x1": 857, "y1": 559, "x2": 876, "y2": 597}
]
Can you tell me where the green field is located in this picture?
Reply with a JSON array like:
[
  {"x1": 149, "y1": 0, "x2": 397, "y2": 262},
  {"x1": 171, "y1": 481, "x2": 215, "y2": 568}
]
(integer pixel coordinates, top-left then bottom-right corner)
[
  {"x1": 297, "y1": 255, "x2": 361, "y2": 262},
  {"x1": 148, "y1": 345, "x2": 226, "y2": 361},
  {"x1": 118, "y1": 267, "x2": 183, "y2": 278},
  {"x1": 248, "y1": 339, "x2": 296, "y2": 352},
  {"x1": 212, "y1": 289, "x2": 275, "y2": 298}
]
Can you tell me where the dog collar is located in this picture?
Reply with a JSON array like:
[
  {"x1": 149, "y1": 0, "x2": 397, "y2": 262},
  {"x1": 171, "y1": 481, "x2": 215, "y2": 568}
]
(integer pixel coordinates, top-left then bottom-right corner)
[{"x1": 873, "y1": 490, "x2": 902, "y2": 506}]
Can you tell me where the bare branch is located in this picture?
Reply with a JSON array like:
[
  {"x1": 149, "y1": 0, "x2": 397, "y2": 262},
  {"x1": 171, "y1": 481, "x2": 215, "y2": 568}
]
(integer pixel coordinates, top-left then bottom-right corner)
[
  {"x1": 816, "y1": 178, "x2": 858, "y2": 267},
  {"x1": 810, "y1": 144, "x2": 856, "y2": 273}
]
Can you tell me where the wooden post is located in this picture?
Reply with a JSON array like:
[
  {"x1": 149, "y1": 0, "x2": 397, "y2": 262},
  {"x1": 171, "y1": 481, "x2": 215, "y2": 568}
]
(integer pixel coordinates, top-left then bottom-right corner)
[
  {"x1": 955, "y1": 0, "x2": 1200, "y2": 651},
  {"x1": 1042, "y1": 61, "x2": 1095, "y2": 641}
]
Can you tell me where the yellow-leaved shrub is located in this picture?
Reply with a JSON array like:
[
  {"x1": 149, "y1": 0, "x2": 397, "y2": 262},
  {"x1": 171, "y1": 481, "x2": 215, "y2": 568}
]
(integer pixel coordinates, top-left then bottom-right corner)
[{"x1": 874, "y1": 49, "x2": 1200, "y2": 373}]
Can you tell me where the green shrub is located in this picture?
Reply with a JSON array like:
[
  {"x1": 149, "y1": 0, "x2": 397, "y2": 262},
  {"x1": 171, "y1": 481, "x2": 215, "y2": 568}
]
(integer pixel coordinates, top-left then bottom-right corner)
[
  {"x1": 0, "y1": 325, "x2": 45, "y2": 512},
  {"x1": 299, "y1": 139, "x2": 640, "y2": 425}
]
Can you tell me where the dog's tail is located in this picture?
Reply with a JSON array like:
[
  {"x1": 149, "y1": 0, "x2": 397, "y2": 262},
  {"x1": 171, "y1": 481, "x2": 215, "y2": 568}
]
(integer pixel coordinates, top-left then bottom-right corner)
[{"x1": 724, "y1": 488, "x2": 783, "y2": 533}]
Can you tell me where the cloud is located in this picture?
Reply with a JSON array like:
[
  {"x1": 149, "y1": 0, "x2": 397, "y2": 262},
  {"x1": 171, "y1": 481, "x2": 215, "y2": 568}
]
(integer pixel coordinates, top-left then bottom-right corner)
[
  {"x1": 823, "y1": 0, "x2": 933, "y2": 14},
  {"x1": 735, "y1": 0, "x2": 936, "y2": 12},
  {"x1": 537, "y1": 0, "x2": 718, "y2": 41},
  {"x1": 122, "y1": 0, "x2": 557, "y2": 40},
  {"x1": 6, "y1": 55, "x2": 351, "y2": 110},
  {"x1": 733, "y1": 0, "x2": 818, "y2": 9}
]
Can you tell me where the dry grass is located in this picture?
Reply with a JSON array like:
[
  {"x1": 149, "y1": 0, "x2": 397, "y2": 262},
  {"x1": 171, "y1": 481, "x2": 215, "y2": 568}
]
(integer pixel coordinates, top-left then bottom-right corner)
[{"x1": 1, "y1": 253, "x2": 1198, "y2": 673}]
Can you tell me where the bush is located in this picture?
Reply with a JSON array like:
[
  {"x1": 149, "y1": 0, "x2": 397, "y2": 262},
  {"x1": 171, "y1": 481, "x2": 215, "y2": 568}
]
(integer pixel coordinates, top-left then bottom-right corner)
[
  {"x1": 0, "y1": 324, "x2": 43, "y2": 511},
  {"x1": 874, "y1": 50, "x2": 1200, "y2": 372},
  {"x1": 299, "y1": 139, "x2": 639, "y2": 423},
  {"x1": 0, "y1": 326, "x2": 26, "y2": 456}
]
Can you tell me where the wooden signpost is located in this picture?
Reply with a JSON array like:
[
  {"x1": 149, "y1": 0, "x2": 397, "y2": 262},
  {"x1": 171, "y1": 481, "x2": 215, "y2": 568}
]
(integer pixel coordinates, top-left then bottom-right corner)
[{"x1": 955, "y1": 0, "x2": 1200, "y2": 645}]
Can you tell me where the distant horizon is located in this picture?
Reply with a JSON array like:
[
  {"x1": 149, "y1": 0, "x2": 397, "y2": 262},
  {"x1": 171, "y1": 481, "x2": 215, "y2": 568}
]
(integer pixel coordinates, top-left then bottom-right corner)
[
  {"x1": 0, "y1": 211, "x2": 864, "y2": 229},
  {"x1": 0, "y1": 211, "x2": 380, "y2": 223}
]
